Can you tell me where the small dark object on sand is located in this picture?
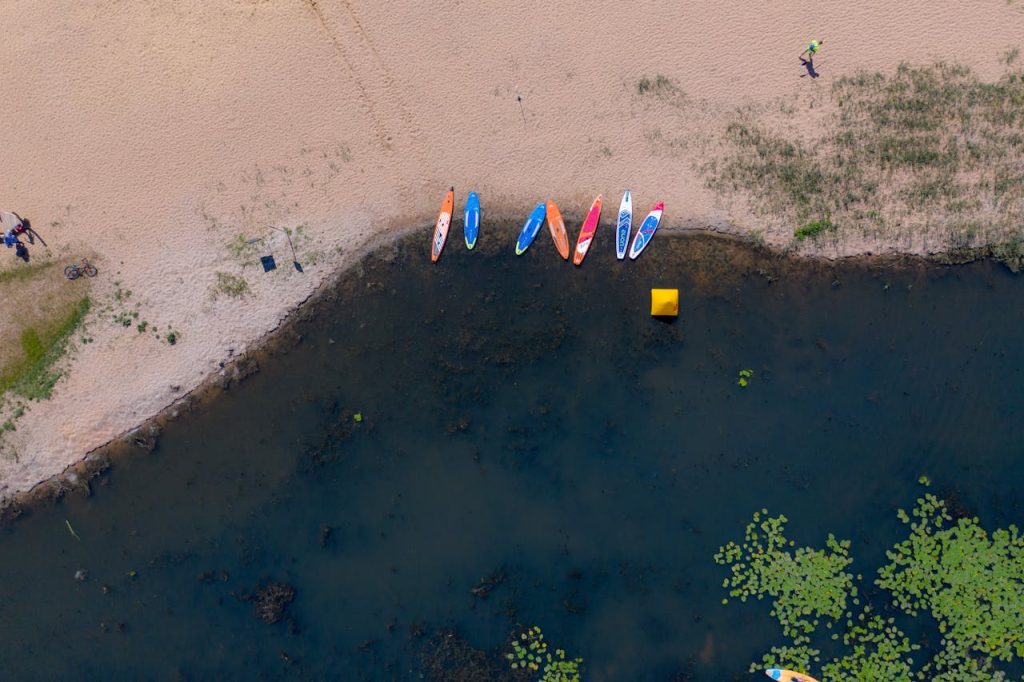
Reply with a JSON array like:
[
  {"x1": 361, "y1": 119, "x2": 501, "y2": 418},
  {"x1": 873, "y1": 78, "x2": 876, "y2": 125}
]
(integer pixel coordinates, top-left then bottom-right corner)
[{"x1": 261, "y1": 255, "x2": 277, "y2": 272}]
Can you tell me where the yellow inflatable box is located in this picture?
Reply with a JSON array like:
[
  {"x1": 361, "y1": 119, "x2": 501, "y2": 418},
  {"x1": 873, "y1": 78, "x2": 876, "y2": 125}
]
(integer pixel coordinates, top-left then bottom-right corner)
[{"x1": 650, "y1": 288, "x2": 679, "y2": 317}]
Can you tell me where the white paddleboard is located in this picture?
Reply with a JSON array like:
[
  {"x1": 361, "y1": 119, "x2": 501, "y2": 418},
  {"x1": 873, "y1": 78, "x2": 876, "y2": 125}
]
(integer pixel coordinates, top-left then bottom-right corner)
[{"x1": 615, "y1": 190, "x2": 632, "y2": 260}]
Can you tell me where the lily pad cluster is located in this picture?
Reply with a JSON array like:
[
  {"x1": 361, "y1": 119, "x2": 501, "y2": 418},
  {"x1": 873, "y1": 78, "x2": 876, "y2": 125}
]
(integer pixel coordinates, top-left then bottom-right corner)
[
  {"x1": 716, "y1": 494, "x2": 1024, "y2": 679},
  {"x1": 506, "y1": 626, "x2": 583, "y2": 682},
  {"x1": 714, "y1": 509, "x2": 856, "y2": 645}
]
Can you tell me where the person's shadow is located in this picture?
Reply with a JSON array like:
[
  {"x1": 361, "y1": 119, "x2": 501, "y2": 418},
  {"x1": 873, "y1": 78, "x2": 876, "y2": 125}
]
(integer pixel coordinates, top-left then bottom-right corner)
[
  {"x1": 800, "y1": 57, "x2": 820, "y2": 79},
  {"x1": 19, "y1": 217, "x2": 47, "y2": 247}
]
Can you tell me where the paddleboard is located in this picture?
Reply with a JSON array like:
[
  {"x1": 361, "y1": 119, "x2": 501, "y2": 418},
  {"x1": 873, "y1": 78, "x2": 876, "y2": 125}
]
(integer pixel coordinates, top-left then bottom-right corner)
[
  {"x1": 546, "y1": 200, "x2": 569, "y2": 260},
  {"x1": 615, "y1": 190, "x2": 632, "y2": 260},
  {"x1": 572, "y1": 194, "x2": 604, "y2": 266},
  {"x1": 464, "y1": 191, "x2": 481, "y2": 250},
  {"x1": 627, "y1": 201, "x2": 664, "y2": 260},
  {"x1": 515, "y1": 202, "x2": 547, "y2": 255},
  {"x1": 765, "y1": 669, "x2": 820, "y2": 682},
  {"x1": 431, "y1": 187, "x2": 455, "y2": 262}
]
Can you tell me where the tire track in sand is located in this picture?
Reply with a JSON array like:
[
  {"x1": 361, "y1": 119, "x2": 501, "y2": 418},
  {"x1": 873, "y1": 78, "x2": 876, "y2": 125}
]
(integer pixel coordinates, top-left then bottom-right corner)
[
  {"x1": 303, "y1": 0, "x2": 392, "y2": 150},
  {"x1": 303, "y1": 0, "x2": 425, "y2": 156}
]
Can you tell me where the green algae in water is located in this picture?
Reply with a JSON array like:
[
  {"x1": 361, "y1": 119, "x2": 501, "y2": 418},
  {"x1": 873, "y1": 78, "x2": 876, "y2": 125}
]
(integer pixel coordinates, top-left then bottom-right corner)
[{"x1": 717, "y1": 494, "x2": 1024, "y2": 679}]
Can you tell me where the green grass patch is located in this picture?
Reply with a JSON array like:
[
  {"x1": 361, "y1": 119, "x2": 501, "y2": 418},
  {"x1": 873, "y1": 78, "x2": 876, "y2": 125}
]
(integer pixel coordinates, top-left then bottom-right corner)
[
  {"x1": 794, "y1": 219, "x2": 834, "y2": 241},
  {"x1": 0, "y1": 261, "x2": 56, "y2": 286},
  {"x1": 0, "y1": 297, "x2": 90, "y2": 400}
]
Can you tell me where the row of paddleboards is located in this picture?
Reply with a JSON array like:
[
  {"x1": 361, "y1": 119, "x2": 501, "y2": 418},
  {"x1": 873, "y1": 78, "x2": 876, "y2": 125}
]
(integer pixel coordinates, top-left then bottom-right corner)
[{"x1": 430, "y1": 188, "x2": 664, "y2": 264}]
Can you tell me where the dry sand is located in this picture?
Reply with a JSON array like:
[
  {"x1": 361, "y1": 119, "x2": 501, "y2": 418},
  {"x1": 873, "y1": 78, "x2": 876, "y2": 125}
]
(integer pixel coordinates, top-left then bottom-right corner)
[{"x1": 0, "y1": 0, "x2": 1022, "y2": 499}]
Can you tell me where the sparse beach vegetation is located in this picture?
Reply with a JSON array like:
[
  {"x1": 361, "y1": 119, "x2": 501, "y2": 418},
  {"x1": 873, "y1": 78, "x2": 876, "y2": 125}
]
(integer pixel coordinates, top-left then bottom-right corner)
[
  {"x1": 211, "y1": 271, "x2": 250, "y2": 300},
  {"x1": 705, "y1": 62, "x2": 1024, "y2": 262}
]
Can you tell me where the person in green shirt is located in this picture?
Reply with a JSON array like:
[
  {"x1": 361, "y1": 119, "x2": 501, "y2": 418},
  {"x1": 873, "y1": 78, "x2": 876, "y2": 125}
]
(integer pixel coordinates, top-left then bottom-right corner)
[{"x1": 801, "y1": 39, "x2": 824, "y2": 60}]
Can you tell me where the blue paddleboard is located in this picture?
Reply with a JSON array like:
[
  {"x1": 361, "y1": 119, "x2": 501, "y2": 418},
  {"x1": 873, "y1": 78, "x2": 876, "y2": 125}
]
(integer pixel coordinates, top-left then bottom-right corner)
[
  {"x1": 515, "y1": 202, "x2": 547, "y2": 255},
  {"x1": 628, "y1": 202, "x2": 664, "y2": 260},
  {"x1": 464, "y1": 191, "x2": 481, "y2": 249}
]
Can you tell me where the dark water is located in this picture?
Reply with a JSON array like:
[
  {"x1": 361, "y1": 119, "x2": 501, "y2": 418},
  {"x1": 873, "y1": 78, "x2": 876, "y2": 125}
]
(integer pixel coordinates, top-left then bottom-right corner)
[{"x1": 2, "y1": 232, "x2": 1024, "y2": 680}]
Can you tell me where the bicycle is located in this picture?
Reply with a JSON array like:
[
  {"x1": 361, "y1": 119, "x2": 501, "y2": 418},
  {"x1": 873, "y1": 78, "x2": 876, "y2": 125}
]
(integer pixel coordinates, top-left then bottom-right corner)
[{"x1": 65, "y1": 258, "x2": 98, "y2": 280}]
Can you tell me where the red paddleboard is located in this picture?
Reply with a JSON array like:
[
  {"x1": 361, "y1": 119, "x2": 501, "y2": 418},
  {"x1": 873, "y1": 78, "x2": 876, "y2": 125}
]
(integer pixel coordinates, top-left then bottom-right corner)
[
  {"x1": 572, "y1": 194, "x2": 603, "y2": 266},
  {"x1": 546, "y1": 200, "x2": 569, "y2": 260},
  {"x1": 431, "y1": 187, "x2": 455, "y2": 263}
]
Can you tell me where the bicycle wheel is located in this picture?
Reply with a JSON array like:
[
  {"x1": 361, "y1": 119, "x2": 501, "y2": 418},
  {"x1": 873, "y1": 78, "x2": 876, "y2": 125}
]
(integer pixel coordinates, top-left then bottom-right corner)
[
  {"x1": 83, "y1": 264, "x2": 98, "y2": 277},
  {"x1": 64, "y1": 265, "x2": 81, "y2": 280}
]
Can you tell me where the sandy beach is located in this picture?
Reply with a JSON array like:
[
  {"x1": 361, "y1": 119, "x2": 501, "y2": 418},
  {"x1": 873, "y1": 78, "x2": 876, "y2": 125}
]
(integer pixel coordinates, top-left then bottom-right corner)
[{"x1": 0, "y1": 0, "x2": 1022, "y2": 500}]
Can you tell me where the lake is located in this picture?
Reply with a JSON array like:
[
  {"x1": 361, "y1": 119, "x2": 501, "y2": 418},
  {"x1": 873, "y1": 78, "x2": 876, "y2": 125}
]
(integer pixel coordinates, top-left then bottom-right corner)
[{"x1": 1, "y1": 230, "x2": 1023, "y2": 680}]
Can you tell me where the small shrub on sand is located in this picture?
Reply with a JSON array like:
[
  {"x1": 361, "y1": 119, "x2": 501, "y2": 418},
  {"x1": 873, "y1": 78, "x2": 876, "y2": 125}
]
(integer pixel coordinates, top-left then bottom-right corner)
[
  {"x1": 211, "y1": 272, "x2": 249, "y2": 300},
  {"x1": 637, "y1": 74, "x2": 683, "y2": 99},
  {"x1": 794, "y1": 219, "x2": 834, "y2": 241}
]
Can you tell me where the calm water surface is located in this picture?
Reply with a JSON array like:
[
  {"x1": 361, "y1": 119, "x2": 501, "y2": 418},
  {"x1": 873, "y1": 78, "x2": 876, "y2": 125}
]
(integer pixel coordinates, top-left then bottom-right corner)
[{"x1": 2, "y1": 231, "x2": 1024, "y2": 680}]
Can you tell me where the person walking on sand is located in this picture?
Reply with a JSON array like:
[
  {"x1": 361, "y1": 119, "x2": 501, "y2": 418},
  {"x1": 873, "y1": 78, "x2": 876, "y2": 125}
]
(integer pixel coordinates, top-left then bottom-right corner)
[{"x1": 800, "y1": 39, "x2": 824, "y2": 60}]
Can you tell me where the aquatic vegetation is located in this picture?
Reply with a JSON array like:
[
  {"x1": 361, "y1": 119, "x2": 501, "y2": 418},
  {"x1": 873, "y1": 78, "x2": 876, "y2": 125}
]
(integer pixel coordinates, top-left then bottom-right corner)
[
  {"x1": 714, "y1": 510, "x2": 855, "y2": 644},
  {"x1": 737, "y1": 368, "x2": 754, "y2": 387},
  {"x1": 880, "y1": 494, "x2": 1024, "y2": 673},
  {"x1": 506, "y1": 626, "x2": 583, "y2": 681},
  {"x1": 717, "y1": 494, "x2": 1024, "y2": 678},
  {"x1": 819, "y1": 612, "x2": 918, "y2": 681}
]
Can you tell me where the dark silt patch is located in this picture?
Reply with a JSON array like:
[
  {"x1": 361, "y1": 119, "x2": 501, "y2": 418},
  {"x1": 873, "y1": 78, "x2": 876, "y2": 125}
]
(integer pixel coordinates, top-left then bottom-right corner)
[{"x1": 1, "y1": 229, "x2": 1023, "y2": 680}]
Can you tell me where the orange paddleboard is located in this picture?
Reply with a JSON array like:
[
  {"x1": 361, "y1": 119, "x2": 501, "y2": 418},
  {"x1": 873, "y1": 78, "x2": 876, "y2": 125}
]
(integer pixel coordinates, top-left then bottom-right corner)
[
  {"x1": 546, "y1": 200, "x2": 569, "y2": 260},
  {"x1": 431, "y1": 187, "x2": 455, "y2": 263}
]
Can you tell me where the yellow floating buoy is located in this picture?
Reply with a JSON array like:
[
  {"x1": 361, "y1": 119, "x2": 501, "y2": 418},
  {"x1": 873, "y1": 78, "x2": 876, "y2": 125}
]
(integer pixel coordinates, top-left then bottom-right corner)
[{"x1": 650, "y1": 288, "x2": 679, "y2": 317}]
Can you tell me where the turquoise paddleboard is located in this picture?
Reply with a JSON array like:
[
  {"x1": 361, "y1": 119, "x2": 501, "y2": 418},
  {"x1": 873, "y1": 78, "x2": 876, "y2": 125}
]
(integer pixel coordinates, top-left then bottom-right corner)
[{"x1": 464, "y1": 191, "x2": 480, "y2": 249}]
